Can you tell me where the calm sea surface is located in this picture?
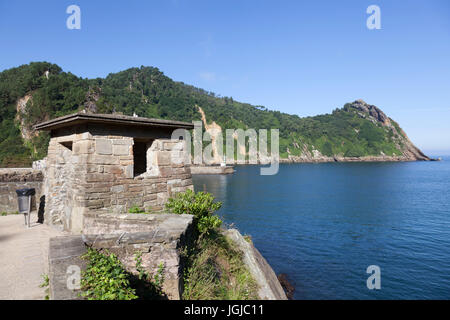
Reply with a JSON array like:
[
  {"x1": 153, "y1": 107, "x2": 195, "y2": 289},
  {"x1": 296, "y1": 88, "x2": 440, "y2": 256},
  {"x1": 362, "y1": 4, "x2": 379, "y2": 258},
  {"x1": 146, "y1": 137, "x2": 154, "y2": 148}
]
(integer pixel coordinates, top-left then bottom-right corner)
[{"x1": 192, "y1": 158, "x2": 450, "y2": 299}]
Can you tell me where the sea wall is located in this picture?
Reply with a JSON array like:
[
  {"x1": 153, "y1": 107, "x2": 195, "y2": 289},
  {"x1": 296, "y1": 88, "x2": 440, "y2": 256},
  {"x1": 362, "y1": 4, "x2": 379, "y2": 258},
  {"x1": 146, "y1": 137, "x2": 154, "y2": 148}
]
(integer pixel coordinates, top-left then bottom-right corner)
[{"x1": 0, "y1": 168, "x2": 43, "y2": 213}]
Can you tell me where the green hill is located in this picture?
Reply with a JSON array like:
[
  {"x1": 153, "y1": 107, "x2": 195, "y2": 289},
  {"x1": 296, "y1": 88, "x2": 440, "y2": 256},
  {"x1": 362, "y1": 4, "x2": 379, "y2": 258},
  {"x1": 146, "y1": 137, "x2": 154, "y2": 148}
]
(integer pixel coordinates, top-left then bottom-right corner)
[{"x1": 0, "y1": 62, "x2": 428, "y2": 167}]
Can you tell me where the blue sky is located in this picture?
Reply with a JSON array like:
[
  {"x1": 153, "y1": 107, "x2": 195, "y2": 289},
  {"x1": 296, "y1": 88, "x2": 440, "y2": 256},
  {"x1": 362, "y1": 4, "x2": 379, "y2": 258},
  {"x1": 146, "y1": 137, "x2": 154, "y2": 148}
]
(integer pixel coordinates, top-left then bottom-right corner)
[{"x1": 1, "y1": 0, "x2": 449, "y2": 154}]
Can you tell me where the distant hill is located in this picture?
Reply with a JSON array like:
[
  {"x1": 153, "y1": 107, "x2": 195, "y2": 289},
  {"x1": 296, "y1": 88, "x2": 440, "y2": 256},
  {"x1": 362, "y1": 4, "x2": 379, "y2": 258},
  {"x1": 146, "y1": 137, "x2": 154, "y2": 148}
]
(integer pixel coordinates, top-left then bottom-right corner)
[{"x1": 0, "y1": 62, "x2": 429, "y2": 167}]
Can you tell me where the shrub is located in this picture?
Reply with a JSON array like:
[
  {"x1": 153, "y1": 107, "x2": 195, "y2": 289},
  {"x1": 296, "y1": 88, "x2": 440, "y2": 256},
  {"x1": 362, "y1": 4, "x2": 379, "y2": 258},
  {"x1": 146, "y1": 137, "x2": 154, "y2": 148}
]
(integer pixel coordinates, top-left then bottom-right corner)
[
  {"x1": 198, "y1": 215, "x2": 223, "y2": 234},
  {"x1": 165, "y1": 189, "x2": 222, "y2": 234},
  {"x1": 80, "y1": 247, "x2": 138, "y2": 300}
]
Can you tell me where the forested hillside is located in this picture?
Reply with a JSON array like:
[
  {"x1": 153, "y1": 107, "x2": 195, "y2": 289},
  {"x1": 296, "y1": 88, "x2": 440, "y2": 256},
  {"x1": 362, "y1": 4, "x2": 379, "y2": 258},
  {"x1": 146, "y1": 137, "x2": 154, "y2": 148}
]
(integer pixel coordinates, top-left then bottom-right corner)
[{"x1": 0, "y1": 62, "x2": 428, "y2": 167}]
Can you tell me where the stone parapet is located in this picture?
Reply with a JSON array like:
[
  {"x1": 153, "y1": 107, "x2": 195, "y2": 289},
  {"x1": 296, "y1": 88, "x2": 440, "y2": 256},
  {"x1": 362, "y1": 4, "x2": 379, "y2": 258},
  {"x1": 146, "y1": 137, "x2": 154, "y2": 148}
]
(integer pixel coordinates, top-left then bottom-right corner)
[{"x1": 48, "y1": 213, "x2": 195, "y2": 300}]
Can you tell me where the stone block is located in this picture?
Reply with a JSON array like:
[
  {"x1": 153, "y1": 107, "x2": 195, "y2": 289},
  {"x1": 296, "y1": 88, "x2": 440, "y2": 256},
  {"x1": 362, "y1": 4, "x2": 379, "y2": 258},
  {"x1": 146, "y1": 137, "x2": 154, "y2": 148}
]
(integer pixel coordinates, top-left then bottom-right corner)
[
  {"x1": 167, "y1": 178, "x2": 182, "y2": 186},
  {"x1": 95, "y1": 139, "x2": 112, "y2": 155},
  {"x1": 163, "y1": 141, "x2": 180, "y2": 151},
  {"x1": 113, "y1": 144, "x2": 130, "y2": 156},
  {"x1": 125, "y1": 165, "x2": 134, "y2": 179},
  {"x1": 156, "y1": 151, "x2": 172, "y2": 166},
  {"x1": 143, "y1": 194, "x2": 157, "y2": 202},
  {"x1": 87, "y1": 155, "x2": 120, "y2": 165},
  {"x1": 157, "y1": 192, "x2": 168, "y2": 205},
  {"x1": 75, "y1": 132, "x2": 93, "y2": 140},
  {"x1": 85, "y1": 173, "x2": 114, "y2": 183},
  {"x1": 112, "y1": 139, "x2": 133, "y2": 145},
  {"x1": 155, "y1": 183, "x2": 167, "y2": 192},
  {"x1": 73, "y1": 140, "x2": 93, "y2": 154},
  {"x1": 169, "y1": 151, "x2": 186, "y2": 165},
  {"x1": 159, "y1": 166, "x2": 174, "y2": 177},
  {"x1": 104, "y1": 166, "x2": 123, "y2": 174}
]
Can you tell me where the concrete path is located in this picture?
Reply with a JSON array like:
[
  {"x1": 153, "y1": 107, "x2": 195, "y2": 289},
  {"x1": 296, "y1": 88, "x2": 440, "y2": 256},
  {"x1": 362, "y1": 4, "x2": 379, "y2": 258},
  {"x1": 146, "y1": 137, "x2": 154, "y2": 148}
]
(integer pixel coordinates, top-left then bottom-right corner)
[{"x1": 0, "y1": 213, "x2": 63, "y2": 300}]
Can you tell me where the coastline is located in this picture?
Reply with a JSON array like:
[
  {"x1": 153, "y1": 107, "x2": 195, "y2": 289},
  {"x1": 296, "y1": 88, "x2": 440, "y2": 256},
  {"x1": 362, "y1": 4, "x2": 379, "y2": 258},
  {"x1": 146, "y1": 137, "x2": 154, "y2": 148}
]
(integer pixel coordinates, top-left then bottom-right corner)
[{"x1": 278, "y1": 155, "x2": 438, "y2": 164}]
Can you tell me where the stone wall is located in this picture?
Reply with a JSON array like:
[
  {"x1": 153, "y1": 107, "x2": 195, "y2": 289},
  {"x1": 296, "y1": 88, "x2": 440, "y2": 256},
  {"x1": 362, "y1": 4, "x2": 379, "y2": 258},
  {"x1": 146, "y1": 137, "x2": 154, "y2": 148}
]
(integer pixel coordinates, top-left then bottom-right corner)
[
  {"x1": 0, "y1": 168, "x2": 43, "y2": 213},
  {"x1": 44, "y1": 124, "x2": 193, "y2": 233},
  {"x1": 48, "y1": 213, "x2": 194, "y2": 300}
]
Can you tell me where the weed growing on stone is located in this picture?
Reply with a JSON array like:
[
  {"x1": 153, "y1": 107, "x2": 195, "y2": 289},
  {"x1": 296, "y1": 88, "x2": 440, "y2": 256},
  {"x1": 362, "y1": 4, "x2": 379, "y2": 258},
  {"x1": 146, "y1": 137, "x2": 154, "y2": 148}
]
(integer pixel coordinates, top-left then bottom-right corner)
[
  {"x1": 39, "y1": 273, "x2": 50, "y2": 300},
  {"x1": 132, "y1": 251, "x2": 166, "y2": 299},
  {"x1": 128, "y1": 205, "x2": 146, "y2": 214}
]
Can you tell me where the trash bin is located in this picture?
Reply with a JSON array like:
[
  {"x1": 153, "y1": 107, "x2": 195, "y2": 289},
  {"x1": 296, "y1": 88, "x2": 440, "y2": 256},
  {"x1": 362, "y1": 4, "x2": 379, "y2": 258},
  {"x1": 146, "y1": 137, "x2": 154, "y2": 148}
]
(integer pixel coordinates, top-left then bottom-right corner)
[{"x1": 16, "y1": 188, "x2": 35, "y2": 227}]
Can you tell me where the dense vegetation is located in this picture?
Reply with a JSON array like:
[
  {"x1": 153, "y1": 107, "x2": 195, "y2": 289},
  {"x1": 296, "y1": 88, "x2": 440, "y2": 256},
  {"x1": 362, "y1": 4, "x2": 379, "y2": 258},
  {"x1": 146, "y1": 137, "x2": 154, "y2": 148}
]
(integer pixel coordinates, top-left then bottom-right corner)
[
  {"x1": 80, "y1": 248, "x2": 138, "y2": 300},
  {"x1": 80, "y1": 247, "x2": 166, "y2": 300},
  {"x1": 0, "y1": 62, "x2": 405, "y2": 166},
  {"x1": 166, "y1": 190, "x2": 258, "y2": 300}
]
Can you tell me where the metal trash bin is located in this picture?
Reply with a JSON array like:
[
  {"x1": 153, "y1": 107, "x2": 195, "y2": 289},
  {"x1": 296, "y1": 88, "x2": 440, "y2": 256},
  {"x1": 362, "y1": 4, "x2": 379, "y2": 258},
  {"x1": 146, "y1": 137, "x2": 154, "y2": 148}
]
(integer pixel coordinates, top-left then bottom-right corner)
[{"x1": 16, "y1": 188, "x2": 35, "y2": 228}]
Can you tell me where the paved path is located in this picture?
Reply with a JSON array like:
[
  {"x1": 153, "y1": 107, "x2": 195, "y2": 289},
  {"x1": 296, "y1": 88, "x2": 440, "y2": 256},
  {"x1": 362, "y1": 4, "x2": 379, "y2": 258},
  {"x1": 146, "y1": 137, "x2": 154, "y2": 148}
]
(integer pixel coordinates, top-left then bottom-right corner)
[{"x1": 0, "y1": 213, "x2": 63, "y2": 300}]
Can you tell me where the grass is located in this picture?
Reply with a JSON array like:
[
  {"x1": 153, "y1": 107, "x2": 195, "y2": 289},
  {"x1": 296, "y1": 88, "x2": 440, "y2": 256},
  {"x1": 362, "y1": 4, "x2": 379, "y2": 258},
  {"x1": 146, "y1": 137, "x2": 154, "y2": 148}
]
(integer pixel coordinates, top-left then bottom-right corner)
[
  {"x1": 128, "y1": 205, "x2": 147, "y2": 214},
  {"x1": 1, "y1": 211, "x2": 19, "y2": 216},
  {"x1": 127, "y1": 205, "x2": 166, "y2": 214},
  {"x1": 182, "y1": 230, "x2": 259, "y2": 300}
]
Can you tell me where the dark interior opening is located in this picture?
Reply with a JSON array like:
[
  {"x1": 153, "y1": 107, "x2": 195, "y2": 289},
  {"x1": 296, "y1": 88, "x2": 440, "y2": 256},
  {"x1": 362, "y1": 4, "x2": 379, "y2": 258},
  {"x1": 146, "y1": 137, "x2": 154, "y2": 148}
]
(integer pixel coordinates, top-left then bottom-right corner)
[
  {"x1": 60, "y1": 141, "x2": 73, "y2": 151},
  {"x1": 133, "y1": 140, "x2": 148, "y2": 177}
]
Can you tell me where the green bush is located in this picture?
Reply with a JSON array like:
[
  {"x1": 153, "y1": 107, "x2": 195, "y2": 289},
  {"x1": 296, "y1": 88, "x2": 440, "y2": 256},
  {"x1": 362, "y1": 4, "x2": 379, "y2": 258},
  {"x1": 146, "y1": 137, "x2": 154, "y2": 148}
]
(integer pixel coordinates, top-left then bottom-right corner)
[
  {"x1": 165, "y1": 189, "x2": 222, "y2": 234},
  {"x1": 80, "y1": 247, "x2": 138, "y2": 300}
]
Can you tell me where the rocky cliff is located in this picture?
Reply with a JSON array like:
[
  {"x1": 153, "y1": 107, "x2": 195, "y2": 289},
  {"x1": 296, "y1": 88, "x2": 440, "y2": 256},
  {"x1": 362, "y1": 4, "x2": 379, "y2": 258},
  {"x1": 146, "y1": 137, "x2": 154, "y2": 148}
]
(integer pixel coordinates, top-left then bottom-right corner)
[{"x1": 281, "y1": 100, "x2": 430, "y2": 163}]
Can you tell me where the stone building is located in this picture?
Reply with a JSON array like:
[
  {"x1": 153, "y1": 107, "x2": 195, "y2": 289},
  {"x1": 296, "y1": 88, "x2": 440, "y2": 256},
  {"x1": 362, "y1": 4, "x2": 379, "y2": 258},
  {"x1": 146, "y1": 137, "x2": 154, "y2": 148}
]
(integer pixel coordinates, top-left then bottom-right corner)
[{"x1": 35, "y1": 112, "x2": 194, "y2": 233}]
